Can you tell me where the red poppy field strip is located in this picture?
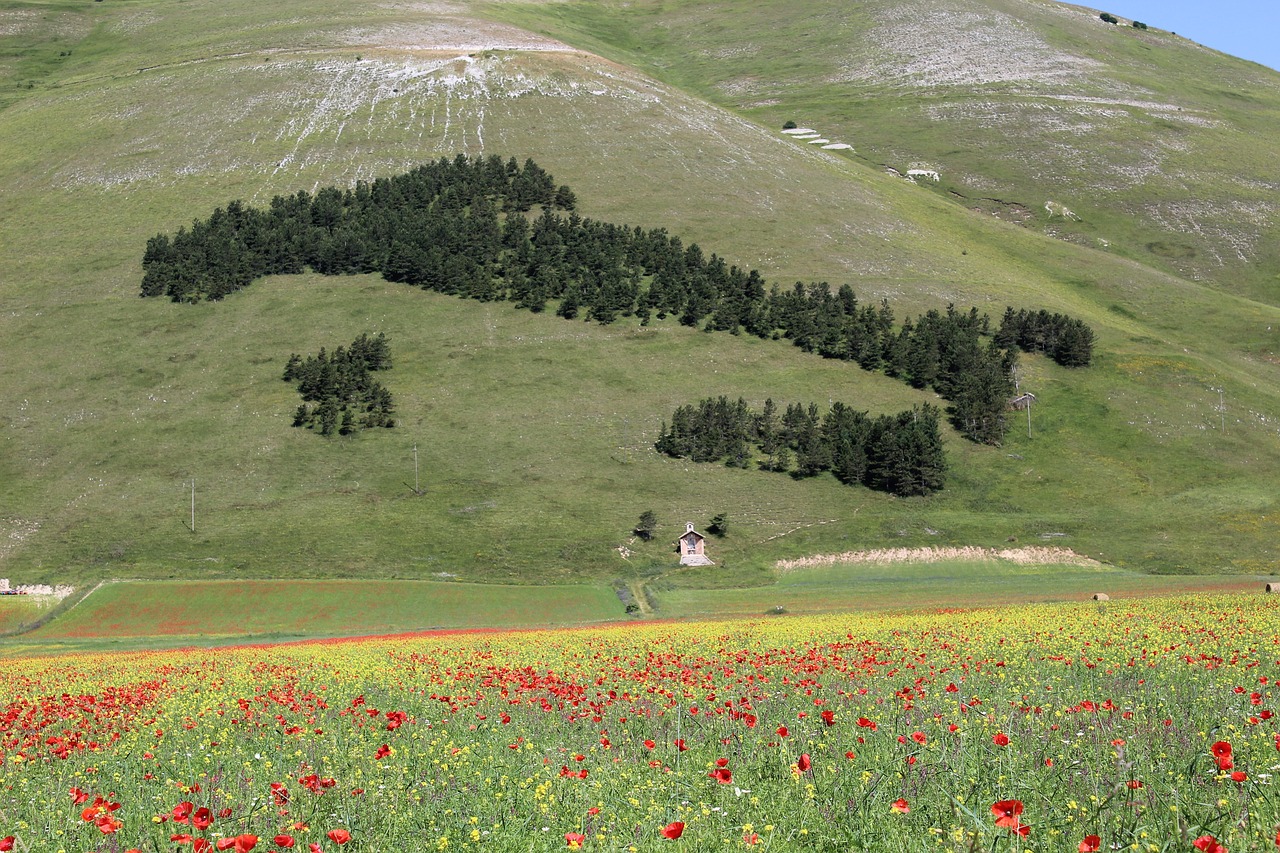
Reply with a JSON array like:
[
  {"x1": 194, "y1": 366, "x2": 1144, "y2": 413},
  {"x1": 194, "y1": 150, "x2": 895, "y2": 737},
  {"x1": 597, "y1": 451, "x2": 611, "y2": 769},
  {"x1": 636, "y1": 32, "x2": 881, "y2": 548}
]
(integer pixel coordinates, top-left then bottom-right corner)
[{"x1": 1, "y1": 594, "x2": 1278, "y2": 850}]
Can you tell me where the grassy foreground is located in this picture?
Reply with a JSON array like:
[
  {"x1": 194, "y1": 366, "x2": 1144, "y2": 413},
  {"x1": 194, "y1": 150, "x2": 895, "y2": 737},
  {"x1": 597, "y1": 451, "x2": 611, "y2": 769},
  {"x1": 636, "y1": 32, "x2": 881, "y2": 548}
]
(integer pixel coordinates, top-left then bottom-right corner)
[{"x1": 2, "y1": 593, "x2": 1279, "y2": 851}]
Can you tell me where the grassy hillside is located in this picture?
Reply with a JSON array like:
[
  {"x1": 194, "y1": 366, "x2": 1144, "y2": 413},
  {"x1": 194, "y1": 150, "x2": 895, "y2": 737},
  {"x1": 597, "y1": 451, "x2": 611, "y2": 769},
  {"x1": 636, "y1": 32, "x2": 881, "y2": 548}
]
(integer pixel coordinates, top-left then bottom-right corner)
[
  {"x1": 0, "y1": 0, "x2": 1278, "y2": 592},
  {"x1": 491, "y1": 0, "x2": 1280, "y2": 305}
]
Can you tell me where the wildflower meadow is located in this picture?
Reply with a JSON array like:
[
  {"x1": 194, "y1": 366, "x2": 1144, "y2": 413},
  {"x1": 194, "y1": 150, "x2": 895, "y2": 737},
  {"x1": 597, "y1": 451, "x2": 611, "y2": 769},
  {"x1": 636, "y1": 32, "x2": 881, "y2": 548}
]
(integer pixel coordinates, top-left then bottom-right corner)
[{"x1": 2, "y1": 594, "x2": 1279, "y2": 851}]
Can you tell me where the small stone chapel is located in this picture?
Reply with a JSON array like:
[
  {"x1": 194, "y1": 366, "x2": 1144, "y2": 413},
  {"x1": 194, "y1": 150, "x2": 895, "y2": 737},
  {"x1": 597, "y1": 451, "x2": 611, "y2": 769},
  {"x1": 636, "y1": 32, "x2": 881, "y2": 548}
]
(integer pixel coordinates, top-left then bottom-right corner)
[{"x1": 677, "y1": 522, "x2": 714, "y2": 566}]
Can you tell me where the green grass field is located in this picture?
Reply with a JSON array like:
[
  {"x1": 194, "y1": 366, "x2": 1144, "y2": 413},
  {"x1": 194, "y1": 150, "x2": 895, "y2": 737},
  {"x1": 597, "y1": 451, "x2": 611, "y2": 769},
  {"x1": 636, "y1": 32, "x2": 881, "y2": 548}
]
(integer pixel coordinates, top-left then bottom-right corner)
[
  {"x1": 0, "y1": 595, "x2": 54, "y2": 634},
  {"x1": 0, "y1": 0, "x2": 1278, "y2": 599},
  {"x1": 653, "y1": 561, "x2": 1280, "y2": 619},
  {"x1": 24, "y1": 578, "x2": 623, "y2": 641}
]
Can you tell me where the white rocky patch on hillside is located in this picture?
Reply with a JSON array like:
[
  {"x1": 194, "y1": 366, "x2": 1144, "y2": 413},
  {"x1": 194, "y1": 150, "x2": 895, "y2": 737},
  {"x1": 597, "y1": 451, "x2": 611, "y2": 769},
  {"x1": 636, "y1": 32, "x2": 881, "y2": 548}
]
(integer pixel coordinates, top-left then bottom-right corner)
[
  {"x1": 1143, "y1": 199, "x2": 1276, "y2": 266},
  {"x1": 0, "y1": 7, "x2": 91, "y2": 37},
  {"x1": 781, "y1": 127, "x2": 854, "y2": 155},
  {"x1": 833, "y1": 3, "x2": 1102, "y2": 89},
  {"x1": 0, "y1": 517, "x2": 40, "y2": 562}
]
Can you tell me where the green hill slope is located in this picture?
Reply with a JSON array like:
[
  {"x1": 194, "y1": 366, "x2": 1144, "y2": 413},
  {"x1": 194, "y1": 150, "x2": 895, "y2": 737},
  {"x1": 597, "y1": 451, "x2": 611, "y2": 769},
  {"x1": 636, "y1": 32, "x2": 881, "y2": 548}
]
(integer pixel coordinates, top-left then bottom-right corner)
[
  {"x1": 491, "y1": 0, "x2": 1280, "y2": 305},
  {"x1": 0, "y1": 0, "x2": 1277, "y2": 589}
]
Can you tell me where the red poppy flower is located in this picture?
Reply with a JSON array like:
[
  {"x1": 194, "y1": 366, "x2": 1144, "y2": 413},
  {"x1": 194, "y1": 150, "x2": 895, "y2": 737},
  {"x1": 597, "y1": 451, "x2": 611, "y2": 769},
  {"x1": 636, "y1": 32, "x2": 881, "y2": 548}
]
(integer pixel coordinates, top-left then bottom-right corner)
[
  {"x1": 1230, "y1": 771, "x2": 1247, "y2": 783},
  {"x1": 191, "y1": 807, "x2": 213, "y2": 830},
  {"x1": 328, "y1": 829, "x2": 352, "y2": 845},
  {"x1": 644, "y1": 740, "x2": 656, "y2": 749},
  {"x1": 1079, "y1": 835, "x2": 1101, "y2": 853},
  {"x1": 0, "y1": 838, "x2": 13, "y2": 852},
  {"x1": 891, "y1": 798, "x2": 910, "y2": 814},
  {"x1": 1193, "y1": 835, "x2": 1227, "y2": 853},
  {"x1": 193, "y1": 841, "x2": 212, "y2": 853},
  {"x1": 820, "y1": 709, "x2": 835, "y2": 726},
  {"x1": 661, "y1": 822, "x2": 685, "y2": 840},
  {"x1": 991, "y1": 800, "x2": 1023, "y2": 820},
  {"x1": 215, "y1": 836, "x2": 258, "y2": 853},
  {"x1": 565, "y1": 832, "x2": 586, "y2": 849},
  {"x1": 776, "y1": 725, "x2": 788, "y2": 738},
  {"x1": 173, "y1": 802, "x2": 194, "y2": 823},
  {"x1": 274, "y1": 836, "x2": 296, "y2": 849},
  {"x1": 992, "y1": 732, "x2": 1010, "y2": 747},
  {"x1": 1212, "y1": 741, "x2": 1233, "y2": 759},
  {"x1": 710, "y1": 767, "x2": 733, "y2": 784},
  {"x1": 991, "y1": 799, "x2": 1026, "y2": 834},
  {"x1": 796, "y1": 753, "x2": 811, "y2": 773}
]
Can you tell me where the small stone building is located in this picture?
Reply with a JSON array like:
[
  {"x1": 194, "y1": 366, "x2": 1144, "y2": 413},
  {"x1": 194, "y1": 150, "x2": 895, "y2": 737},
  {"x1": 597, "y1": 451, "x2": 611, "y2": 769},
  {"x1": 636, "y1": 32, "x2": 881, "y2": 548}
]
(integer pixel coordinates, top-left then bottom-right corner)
[{"x1": 677, "y1": 522, "x2": 714, "y2": 566}]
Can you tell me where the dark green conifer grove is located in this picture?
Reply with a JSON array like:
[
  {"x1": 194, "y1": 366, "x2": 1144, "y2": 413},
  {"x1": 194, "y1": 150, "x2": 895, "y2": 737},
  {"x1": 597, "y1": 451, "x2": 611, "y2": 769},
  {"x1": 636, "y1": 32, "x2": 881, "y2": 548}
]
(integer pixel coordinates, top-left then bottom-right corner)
[
  {"x1": 283, "y1": 333, "x2": 395, "y2": 436},
  {"x1": 656, "y1": 397, "x2": 947, "y2": 496},
  {"x1": 141, "y1": 156, "x2": 1094, "y2": 447}
]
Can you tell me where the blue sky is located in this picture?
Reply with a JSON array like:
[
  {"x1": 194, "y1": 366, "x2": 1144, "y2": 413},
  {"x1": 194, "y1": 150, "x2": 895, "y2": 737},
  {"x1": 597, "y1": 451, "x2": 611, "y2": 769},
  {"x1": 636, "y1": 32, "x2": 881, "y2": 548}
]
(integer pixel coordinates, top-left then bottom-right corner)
[{"x1": 1065, "y1": 1, "x2": 1280, "y2": 71}]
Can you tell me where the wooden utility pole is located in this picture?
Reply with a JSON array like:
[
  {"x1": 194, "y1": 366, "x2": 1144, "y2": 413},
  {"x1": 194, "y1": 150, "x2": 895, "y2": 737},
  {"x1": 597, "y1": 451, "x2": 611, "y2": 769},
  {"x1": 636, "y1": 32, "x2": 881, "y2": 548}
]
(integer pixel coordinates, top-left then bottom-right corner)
[
  {"x1": 189, "y1": 478, "x2": 196, "y2": 533},
  {"x1": 407, "y1": 444, "x2": 424, "y2": 495}
]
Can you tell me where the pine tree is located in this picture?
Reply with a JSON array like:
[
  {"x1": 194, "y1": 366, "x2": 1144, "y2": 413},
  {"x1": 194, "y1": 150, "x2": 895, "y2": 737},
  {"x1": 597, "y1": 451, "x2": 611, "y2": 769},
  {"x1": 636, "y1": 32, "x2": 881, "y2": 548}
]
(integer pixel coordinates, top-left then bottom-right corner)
[
  {"x1": 317, "y1": 398, "x2": 340, "y2": 437},
  {"x1": 634, "y1": 510, "x2": 658, "y2": 541}
]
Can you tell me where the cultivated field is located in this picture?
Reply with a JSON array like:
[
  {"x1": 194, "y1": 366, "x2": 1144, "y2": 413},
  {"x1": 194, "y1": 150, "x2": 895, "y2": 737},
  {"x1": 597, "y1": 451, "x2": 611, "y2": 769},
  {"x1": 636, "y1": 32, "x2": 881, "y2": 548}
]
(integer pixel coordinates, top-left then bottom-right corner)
[
  {"x1": 2, "y1": 593, "x2": 1278, "y2": 850},
  {"x1": 23, "y1": 579, "x2": 621, "y2": 642}
]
